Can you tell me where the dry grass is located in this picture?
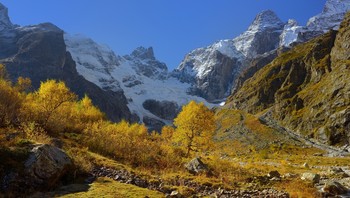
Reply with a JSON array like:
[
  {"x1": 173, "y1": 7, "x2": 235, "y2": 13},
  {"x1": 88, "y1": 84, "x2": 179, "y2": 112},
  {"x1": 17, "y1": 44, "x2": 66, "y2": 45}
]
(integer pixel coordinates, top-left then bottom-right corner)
[{"x1": 275, "y1": 179, "x2": 320, "y2": 198}]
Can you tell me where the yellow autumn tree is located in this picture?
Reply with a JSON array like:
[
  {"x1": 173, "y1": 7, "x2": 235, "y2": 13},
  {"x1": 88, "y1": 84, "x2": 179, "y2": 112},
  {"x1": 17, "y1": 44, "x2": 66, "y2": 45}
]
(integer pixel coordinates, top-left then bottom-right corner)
[
  {"x1": 67, "y1": 95, "x2": 105, "y2": 132},
  {"x1": 0, "y1": 79, "x2": 22, "y2": 127},
  {"x1": 21, "y1": 80, "x2": 77, "y2": 133},
  {"x1": 173, "y1": 101, "x2": 216, "y2": 157},
  {"x1": 0, "y1": 65, "x2": 23, "y2": 127}
]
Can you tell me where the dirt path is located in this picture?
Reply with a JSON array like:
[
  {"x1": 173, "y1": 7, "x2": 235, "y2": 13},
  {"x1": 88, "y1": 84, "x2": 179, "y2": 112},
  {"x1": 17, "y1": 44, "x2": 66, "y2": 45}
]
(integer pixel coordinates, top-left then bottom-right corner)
[{"x1": 259, "y1": 110, "x2": 349, "y2": 156}]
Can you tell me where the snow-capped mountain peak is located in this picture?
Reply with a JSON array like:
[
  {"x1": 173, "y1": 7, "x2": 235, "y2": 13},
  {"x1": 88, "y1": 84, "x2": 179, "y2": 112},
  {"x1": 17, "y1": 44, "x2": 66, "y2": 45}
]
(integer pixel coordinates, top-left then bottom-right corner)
[
  {"x1": 0, "y1": 3, "x2": 13, "y2": 31},
  {"x1": 130, "y1": 46, "x2": 156, "y2": 60},
  {"x1": 307, "y1": 0, "x2": 350, "y2": 31},
  {"x1": 247, "y1": 10, "x2": 284, "y2": 32},
  {"x1": 323, "y1": 0, "x2": 350, "y2": 14},
  {"x1": 232, "y1": 10, "x2": 284, "y2": 58}
]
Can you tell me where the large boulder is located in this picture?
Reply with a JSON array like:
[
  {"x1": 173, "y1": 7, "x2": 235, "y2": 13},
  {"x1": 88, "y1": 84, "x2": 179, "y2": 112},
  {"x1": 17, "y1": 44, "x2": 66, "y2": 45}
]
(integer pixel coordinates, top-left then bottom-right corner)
[
  {"x1": 24, "y1": 144, "x2": 72, "y2": 189},
  {"x1": 184, "y1": 157, "x2": 209, "y2": 175},
  {"x1": 301, "y1": 172, "x2": 320, "y2": 184}
]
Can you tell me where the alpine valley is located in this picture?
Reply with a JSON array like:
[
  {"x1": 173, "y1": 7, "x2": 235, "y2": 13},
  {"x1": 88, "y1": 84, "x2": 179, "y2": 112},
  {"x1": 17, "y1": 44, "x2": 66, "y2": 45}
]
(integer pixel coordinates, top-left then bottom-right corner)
[
  {"x1": 1, "y1": 1, "x2": 349, "y2": 131},
  {"x1": 1, "y1": 0, "x2": 350, "y2": 197}
]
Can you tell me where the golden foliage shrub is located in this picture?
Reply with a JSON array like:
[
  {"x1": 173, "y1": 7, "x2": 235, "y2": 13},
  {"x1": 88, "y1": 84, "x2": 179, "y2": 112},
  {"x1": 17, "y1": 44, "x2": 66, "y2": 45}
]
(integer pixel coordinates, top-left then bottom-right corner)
[{"x1": 0, "y1": 80, "x2": 23, "y2": 127}]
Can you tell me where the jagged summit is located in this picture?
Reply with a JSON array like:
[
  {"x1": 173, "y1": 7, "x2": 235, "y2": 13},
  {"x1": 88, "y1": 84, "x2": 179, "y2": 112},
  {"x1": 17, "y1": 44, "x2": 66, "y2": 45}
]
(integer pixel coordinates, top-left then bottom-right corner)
[
  {"x1": 307, "y1": 0, "x2": 350, "y2": 31},
  {"x1": 131, "y1": 46, "x2": 156, "y2": 60},
  {"x1": 232, "y1": 10, "x2": 284, "y2": 58},
  {"x1": 323, "y1": 0, "x2": 350, "y2": 14},
  {"x1": 247, "y1": 10, "x2": 284, "y2": 32},
  {"x1": 0, "y1": 3, "x2": 13, "y2": 31}
]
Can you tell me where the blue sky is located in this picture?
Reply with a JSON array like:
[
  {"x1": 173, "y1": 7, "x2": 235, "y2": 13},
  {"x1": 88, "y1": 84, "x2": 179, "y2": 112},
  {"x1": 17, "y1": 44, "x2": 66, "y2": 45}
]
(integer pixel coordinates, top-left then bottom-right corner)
[{"x1": 1, "y1": 0, "x2": 326, "y2": 69}]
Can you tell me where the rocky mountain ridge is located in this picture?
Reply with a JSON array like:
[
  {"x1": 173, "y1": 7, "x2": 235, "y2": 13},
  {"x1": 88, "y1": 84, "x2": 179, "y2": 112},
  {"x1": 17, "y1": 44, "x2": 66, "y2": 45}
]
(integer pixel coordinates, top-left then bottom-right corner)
[
  {"x1": 174, "y1": 0, "x2": 350, "y2": 102},
  {"x1": 226, "y1": 12, "x2": 350, "y2": 146}
]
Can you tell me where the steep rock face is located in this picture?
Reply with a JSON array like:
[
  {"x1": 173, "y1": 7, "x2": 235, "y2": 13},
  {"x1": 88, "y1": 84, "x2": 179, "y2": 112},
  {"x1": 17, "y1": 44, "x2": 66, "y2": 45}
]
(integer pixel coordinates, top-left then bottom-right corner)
[
  {"x1": 0, "y1": 5, "x2": 134, "y2": 122},
  {"x1": 232, "y1": 50, "x2": 279, "y2": 95},
  {"x1": 142, "y1": 99, "x2": 180, "y2": 120},
  {"x1": 232, "y1": 10, "x2": 284, "y2": 58},
  {"x1": 227, "y1": 13, "x2": 350, "y2": 146},
  {"x1": 173, "y1": 10, "x2": 284, "y2": 102},
  {"x1": 0, "y1": 3, "x2": 13, "y2": 31},
  {"x1": 173, "y1": 45, "x2": 243, "y2": 101}
]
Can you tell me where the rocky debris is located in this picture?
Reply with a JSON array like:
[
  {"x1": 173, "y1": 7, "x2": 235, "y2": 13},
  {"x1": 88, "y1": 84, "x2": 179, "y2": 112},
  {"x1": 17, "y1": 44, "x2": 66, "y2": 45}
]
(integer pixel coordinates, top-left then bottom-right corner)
[
  {"x1": 24, "y1": 144, "x2": 72, "y2": 189},
  {"x1": 283, "y1": 173, "x2": 297, "y2": 179},
  {"x1": 91, "y1": 166, "x2": 289, "y2": 197},
  {"x1": 301, "y1": 173, "x2": 321, "y2": 184},
  {"x1": 322, "y1": 181, "x2": 349, "y2": 196},
  {"x1": 142, "y1": 99, "x2": 180, "y2": 120},
  {"x1": 328, "y1": 167, "x2": 349, "y2": 178},
  {"x1": 184, "y1": 157, "x2": 210, "y2": 175}
]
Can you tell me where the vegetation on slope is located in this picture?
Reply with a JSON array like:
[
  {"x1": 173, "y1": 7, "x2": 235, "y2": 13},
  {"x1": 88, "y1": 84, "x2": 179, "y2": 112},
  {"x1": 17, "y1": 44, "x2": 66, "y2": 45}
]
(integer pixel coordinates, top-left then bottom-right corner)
[{"x1": 227, "y1": 12, "x2": 350, "y2": 146}]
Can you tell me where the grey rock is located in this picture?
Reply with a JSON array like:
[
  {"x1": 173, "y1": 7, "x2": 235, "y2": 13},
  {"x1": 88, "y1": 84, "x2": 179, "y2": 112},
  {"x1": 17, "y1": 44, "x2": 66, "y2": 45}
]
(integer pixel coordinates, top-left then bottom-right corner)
[
  {"x1": 303, "y1": 162, "x2": 310, "y2": 168},
  {"x1": 301, "y1": 172, "x2": 320, "y2": 183},
  {"x1": 143, "y1": 116, "x2": 165, "y2": 132},
  {"x1": 142, "y1": 99, "x2": 180, "y2": 120},
  {"x1": 25, "y1": 144, "x2": 72, "y2": 188},
  {"x1": 184, "y1": 157, "x2": 209, "y2": 175}
]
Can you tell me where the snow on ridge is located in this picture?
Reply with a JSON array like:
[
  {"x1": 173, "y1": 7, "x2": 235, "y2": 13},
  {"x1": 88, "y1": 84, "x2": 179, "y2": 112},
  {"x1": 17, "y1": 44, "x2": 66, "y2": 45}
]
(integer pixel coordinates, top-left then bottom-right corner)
[
  {"x1": 247, "y1": 10, "x2": 284, "y2": 32},
  {"x1": 64, "y1": 33, "x2": 215, "y2": 123},
  {"x1": 307, "y1": 0, "x2": 350, "y2": 31},
  {"x1": 279, "y1": 19, "x2": 303, "y2": 47},
  {"x1": 64, "y1": 33, "x2": 122, "y2": 92}
]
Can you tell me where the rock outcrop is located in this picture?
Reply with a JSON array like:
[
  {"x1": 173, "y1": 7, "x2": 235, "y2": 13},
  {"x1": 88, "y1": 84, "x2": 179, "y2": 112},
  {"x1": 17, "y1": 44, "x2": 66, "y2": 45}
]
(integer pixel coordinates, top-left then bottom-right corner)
[
  {"x1": 142, "y1": 99, "x2": 180, "y2": 120},
  {"x1": 184, "y1": 157, "x2": 210, "y2": 175},
  {"x1": 1, "y1": 144, "x2": 73, "y2": 195}
]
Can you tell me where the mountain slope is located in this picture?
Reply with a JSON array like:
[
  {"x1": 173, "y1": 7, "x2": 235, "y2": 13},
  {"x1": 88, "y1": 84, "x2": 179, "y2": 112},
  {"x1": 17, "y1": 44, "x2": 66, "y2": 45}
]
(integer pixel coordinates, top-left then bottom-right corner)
[
  {"x1": 65, "y1": 34, "x2": 213, "y2": 130},
  {"x1": 172, "y1": 10, "x2": 284, "y2": 102},
  {"x1": 226, "y1": 12, "x2": 350, "y2": 146},
  {"x1": 0, "y1": 5, "x2": 135, "y2": 122}
]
